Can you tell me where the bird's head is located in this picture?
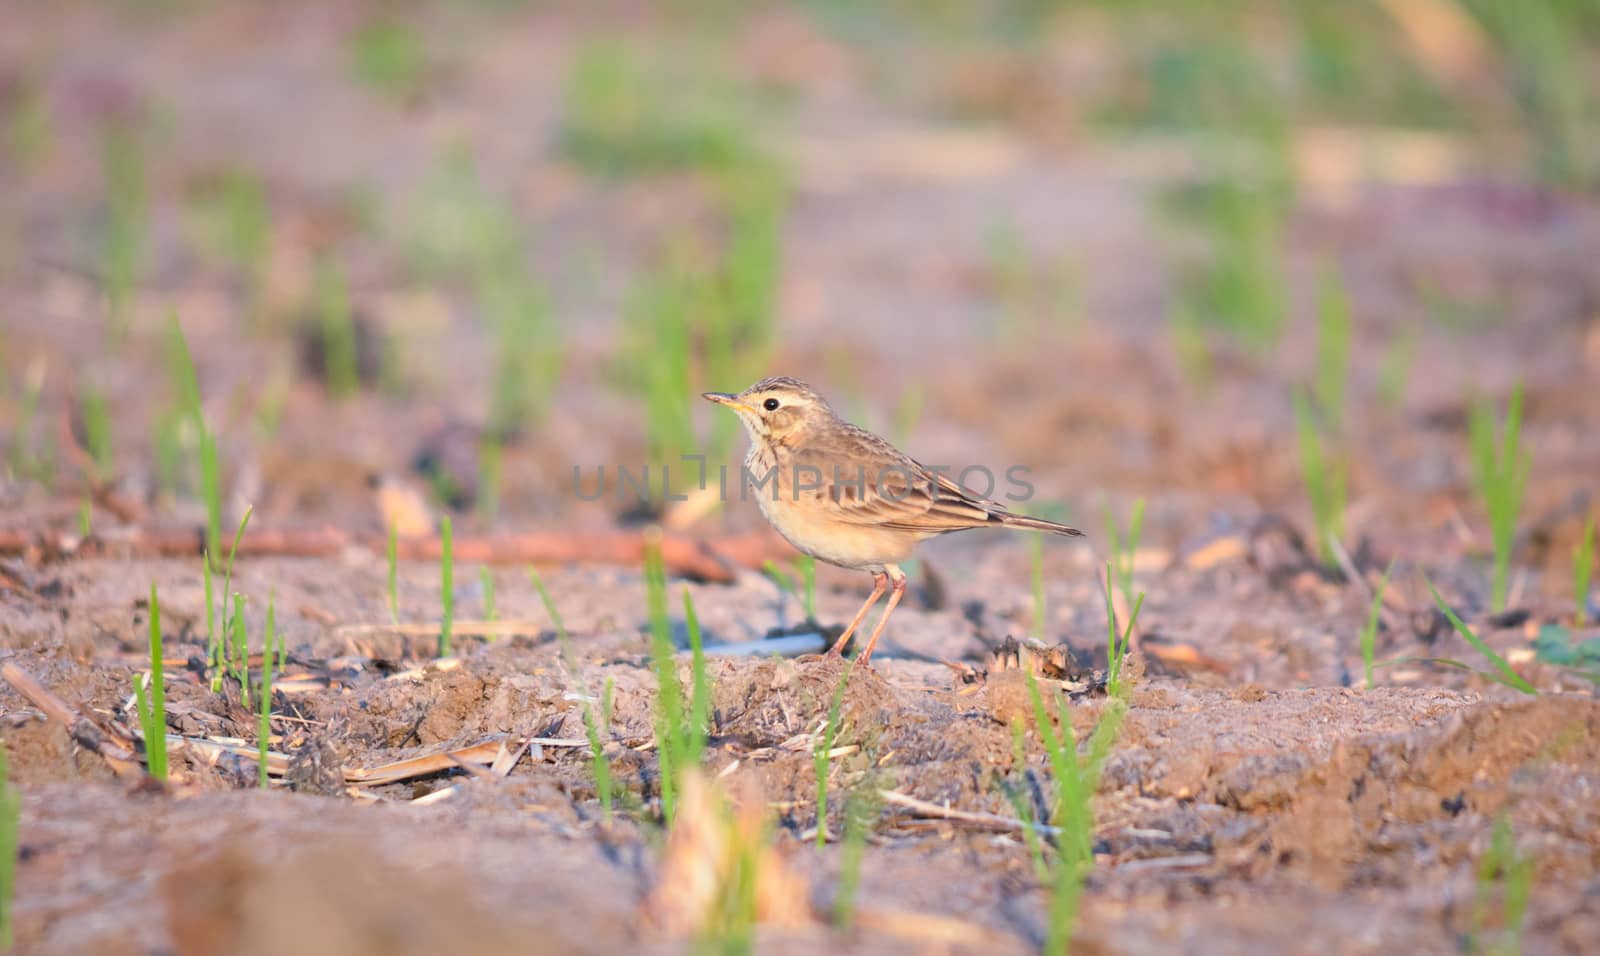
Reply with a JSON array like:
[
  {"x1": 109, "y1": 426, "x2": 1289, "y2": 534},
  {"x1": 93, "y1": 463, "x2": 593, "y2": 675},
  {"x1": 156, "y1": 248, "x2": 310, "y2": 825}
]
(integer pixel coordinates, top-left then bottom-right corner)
[{"x1": 702, "y1": 376, "x2": 834, "y2": 446}]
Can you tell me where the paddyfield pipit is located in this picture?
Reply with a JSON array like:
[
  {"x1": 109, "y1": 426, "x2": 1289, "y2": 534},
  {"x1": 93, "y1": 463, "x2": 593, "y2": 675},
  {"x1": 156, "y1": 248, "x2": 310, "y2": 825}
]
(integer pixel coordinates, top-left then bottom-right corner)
[{"x1": 704, "y1": 376, "x2": 1083, "y2": 664}]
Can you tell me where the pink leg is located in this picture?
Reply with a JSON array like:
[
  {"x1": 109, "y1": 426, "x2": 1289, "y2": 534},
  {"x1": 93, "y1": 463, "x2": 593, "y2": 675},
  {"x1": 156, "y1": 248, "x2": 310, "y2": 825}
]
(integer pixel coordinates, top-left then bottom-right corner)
[
  {"x1": 857, "y1": 568, "x2": 908, "y2": 665},
  {"x1": 827, "y1": 571, "x2": 887, "y2": 657}
]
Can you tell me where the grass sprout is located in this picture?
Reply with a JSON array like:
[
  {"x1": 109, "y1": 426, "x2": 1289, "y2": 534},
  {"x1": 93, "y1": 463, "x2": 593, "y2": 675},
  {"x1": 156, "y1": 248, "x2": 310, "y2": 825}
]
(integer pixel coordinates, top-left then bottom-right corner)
[
  {"x1": 101, "y1": 123, "x2": 146, "y2": 339},
  {"x1": 478, "y1": 566, "x2": 497, "y2": 622},
  {"x1": 795, "y1": 555, "x2": 817, "y2": 622},
  {"x1": 1103, "y1": 564, "x2": 1145, "y2": 700},
  {"x1": 584, "y1": 677, "x2": 616, "y2": 819},
  {"x1": 530, "y1": 567, "x2": 617, "y2": 818},
  {"x1": 1462, "y1": 0, "x2": 1596, "y2": 188},
  {"x1": 832, "y1": 788, "x2": 877, "y2": 928},
  {"x1": 616, "y1": 164, "x2": 785, "y2": 475},
  {"x1": 228, "y1": 593, "x2": 250, "y2": 710},
  {"x1": 814, "y1": 662, "x2": 855, "y2": 847},
  {"x1": 1315, "y1": 264, "x2": 1352, "y2": 430},
  {"x1": 763, "y1": 556, "x2": 817, "y2": 623},
  {"x1": 645, "y1": 537, "x2": 711, "y2": 822},
  {"x1": 136, "y1": 583, "x2": 168, "y2": 780},
  {"x1": 4, "y1": 75, "x2": 51, "y2": 171},
  {"x1": 684, "y1": 589, "x2": 711, "y2": 762},
  {"x1": 1030, "y1": 534, "x2": 1047, "y2": 640},
  {"x1": 0, "y1": 745, "x2": 19, "y2": 950},
  {"x1": 205, "y1": 507, "x2": 252, "y2": 693},
  {"x1": 315, "y1": 262, "x2": 360, "y2": 399},
  {"x1": 1005, "y1": 722, "x2": 1050, "y2": 882},
  {"x1": 393, "y1": 148, "x2": 562, "y2": 435},
  {"x1": 1426, "y1": 578, "x2": 1537, "y2": 695},
  {"x1": 1468, "y1": 384, "x2": 1530, "y2": 612},
  {"x1": 387, "y1": 523, "x2": 399, "y2": 622},
  {"x1": 209, "y1": 505, "x2": 253, "y2": 694},
  {"x1": 694, "y1": 780, "x2": 767, "y2": 956},
  {"x1": 258, "y1": 591, "x2": 277, "y2": 789},
  {"x1": 1024, "y1": 668, "x2": 1127, "y2": 954},
  {"x1": 6, "y1": 359, "x2": 50, "y2": 484},
  {"x1": 1470, "y1": 813, "x2": 1535, "y2": 956},
  {"x1": 1169, "y1": 298, "x2": 1214, "y2": 392},
  {"x1": 1103, "y1": 498, "x2": 1146, "y2": 612},
  {"x1": 439, "y1": 516, "x2": 454, "y2": 657},
  {"x1": 1293, "y1": 387, "x2": 1347, "y2": 567},
  {"x1": 1575, "y1": 515, "x2": 1595, "y2": 627},
  {"x1": 892, "y1": 383, "x2": 925, "y2": 447},
  {"x1": 349, "y1": 19, "x2": 428, "y2": 102},
  {"x1": 477, "y1": 435, "x2": 503, "y2": 520},
  {"x1": 165, "y1": 314, "x2": 223, "y2": 564},
  {"x1": 189, "y1": 170, "x2": 269, "y2": 326},
  {"x1": 1169, "y1": 177, "x2": 1290, "y2": 353},
  {"x1": 560, "y1": 39, "x2": 762, "y2": 177},
  {"x1": 1360, "y1": 560, "x2": 1396, "y2": 689},
  {"x1": 203, "y1": 552, "x2": 215, "y2": 687},
  {"x1": 1378, "y1": 325, "x2": 1418, "y2": 411},
  {"x1": 622, "y1": 173, "x2": 785, "y2": 472},
  {"x1": 78, "y1": 387, "x2": 114, "y2": 484}
]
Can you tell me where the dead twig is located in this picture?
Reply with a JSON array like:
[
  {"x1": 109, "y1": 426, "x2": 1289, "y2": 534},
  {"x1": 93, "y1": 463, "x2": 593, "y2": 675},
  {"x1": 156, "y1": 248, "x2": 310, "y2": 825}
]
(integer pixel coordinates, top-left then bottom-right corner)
[
  {"x1": 878, "y1": 789, "x2": 1061, "y2": 836},
  {"x1": 173, "y1": 735, "x2": 291, "y2": 776},
  {"x1": 2, "y1": 662, "x2": 142, "y2": 776},
  {"x1": 0, "y1": 525, "x2": 795, "y2": 583}
]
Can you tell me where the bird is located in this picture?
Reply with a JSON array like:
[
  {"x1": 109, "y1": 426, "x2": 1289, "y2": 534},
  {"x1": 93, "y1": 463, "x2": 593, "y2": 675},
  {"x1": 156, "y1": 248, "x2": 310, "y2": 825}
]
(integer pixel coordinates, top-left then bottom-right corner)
[{"x1": 704, "y1": 376, "x2": 1083, "y2": 665}]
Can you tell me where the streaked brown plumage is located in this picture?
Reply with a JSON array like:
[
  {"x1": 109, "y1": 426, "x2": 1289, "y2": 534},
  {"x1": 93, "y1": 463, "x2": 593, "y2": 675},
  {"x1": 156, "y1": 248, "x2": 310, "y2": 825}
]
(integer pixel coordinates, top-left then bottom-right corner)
[{"x1": 704, "y1": 376, "x2": 1083, "y2": 665}]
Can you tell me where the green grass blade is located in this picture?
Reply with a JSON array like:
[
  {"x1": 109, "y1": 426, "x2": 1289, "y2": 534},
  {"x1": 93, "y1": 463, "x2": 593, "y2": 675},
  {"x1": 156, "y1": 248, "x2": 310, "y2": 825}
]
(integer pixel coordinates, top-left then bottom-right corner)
[
  {"x1": 479, "y1": 566, "x2": 497, "y2": 623},
  {"x1": 145, "y1": 583, "x2": 167, "y2": 780},
  {"x1": 528, "y1": 567, "x2": 571, "y2": 645},
  {"x1": 1315, "y1": 264, "x2": 1351, "y2": 430},
  {"x1": 1574, "y1": 515, "x2": 1594, "y2": 627},
  {"x1": 1293, "y1": 388, "x2": 1344, "y2": 566},
  {"x1": 438, "y1": 516, "x2": 454, "y2": 657},
  {"x1": 833, "y1": 790, "x2": 874, "y2": 928},
  {"x1": 645, "y1": 535, "x2": 683, "y2": 820},
  {"x1": 0, "y1": 746, "x2": 18, "y2": 950},
  {"x1": 530, "y1": 567, "x2": 613, "y2": 818},
  {"x1": 762, "y1": 560, "x2": 796, "y2": 599},
  {"x1": 1469, "y1": 385, "x2": 1529, "y2": 612},
  {"x1": 259, "y1": 591, "x2": 276, "y2": 789},
  {"x1": 798, "y1": 555, "x2": 816, "y2": 621},
  {"x1": 1031, "y1": 534, "x2": 1046, "y2": 640},
  {"x1": 1425, "y1": 578, "x2": 1536, "y2": 695},
  {"x1": 1102, "y1": 563, "x2": 1144, "y2": 699},
  {"x1": 683, "y1": 588, "x2": 710, "y2": 770},
  {"x1": 229, "y1": 593, "x2": 249, "y2": 710},
  {"x1": 1007, "y1": 722, "x2": 1049, "y2": 882},
  {"x1": 581, "y1": 677, "x2": 615, "y2": 820},
  {"x1": 204, "y1": 551, "x2": 219, "y2": 692},
  {"x1": 1360, "y1": 560, "x2": 1396, "y2": 689},
  {"x1": 217, "y1": 504, "x2": 254, "y2": 688},
  {"x1": 387, "y1": 523, "x2": 399, "y2": 623},
  {"x1": 814, "y1": 663, "x2": 854, "y2": 848},
  {"x1": 1023, "y1": 670, "x2": 1071, "y2": 826}
]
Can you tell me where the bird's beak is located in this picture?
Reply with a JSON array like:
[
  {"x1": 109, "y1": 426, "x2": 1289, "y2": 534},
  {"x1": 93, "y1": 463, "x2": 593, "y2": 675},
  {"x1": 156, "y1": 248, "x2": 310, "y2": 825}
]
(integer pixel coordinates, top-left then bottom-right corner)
[{"x1": 702, "y1": 392, "x2": 756, "y2": 414}]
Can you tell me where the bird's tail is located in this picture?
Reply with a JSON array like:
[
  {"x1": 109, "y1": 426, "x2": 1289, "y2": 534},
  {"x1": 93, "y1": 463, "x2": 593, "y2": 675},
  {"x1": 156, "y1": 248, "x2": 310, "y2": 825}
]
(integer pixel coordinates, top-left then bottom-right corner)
[{"x1": 997, "y1": 512, "x2": 1085, "y2": 537}]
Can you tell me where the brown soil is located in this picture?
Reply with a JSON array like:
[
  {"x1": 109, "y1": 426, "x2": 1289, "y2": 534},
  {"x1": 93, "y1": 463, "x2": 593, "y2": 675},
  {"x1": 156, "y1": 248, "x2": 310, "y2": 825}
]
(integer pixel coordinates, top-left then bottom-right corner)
[{"x1": 5, "y1": 3, "x2": 1600, "y2": 955}]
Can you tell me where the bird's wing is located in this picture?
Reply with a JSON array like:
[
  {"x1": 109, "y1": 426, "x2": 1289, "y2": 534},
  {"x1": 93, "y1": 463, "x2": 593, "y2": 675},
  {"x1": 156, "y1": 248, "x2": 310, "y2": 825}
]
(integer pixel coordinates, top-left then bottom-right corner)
[{"x1": 789, "y1": 426, "x2": 1009, "y2": 534}]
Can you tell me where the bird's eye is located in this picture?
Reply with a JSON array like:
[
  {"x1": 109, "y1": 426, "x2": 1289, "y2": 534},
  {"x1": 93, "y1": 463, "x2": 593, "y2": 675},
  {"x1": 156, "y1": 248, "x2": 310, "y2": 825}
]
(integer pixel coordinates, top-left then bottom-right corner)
[{"x1": 763, "y1": 398, "x2": 780, "y2": 411}]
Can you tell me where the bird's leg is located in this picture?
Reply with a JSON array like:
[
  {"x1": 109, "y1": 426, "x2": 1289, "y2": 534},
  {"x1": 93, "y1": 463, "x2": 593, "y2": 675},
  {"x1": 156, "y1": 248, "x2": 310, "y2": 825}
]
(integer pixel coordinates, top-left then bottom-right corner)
[
  {"x1": 826, "y1": 571, "x2": 887, "y2": 657},
  {"x1": 857, "y1": 566, "x2": 908, "y2": 665}
]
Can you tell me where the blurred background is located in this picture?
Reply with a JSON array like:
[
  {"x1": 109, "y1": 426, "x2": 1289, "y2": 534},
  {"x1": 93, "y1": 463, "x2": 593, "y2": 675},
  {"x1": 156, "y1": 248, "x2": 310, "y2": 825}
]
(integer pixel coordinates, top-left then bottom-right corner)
[{"x1": 1, "y1": 0, "x2": 1597, "y2": 594}]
